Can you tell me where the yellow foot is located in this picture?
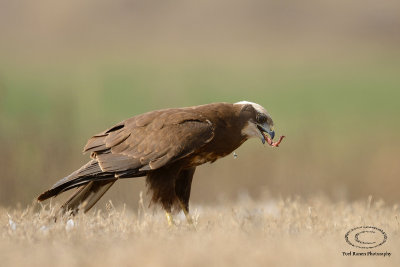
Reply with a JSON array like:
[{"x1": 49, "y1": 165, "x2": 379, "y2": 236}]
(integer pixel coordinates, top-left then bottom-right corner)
[
  {"x1": 182, "y1": 207, "x2": 193, "y2": 224},
  {"x1": 179, "y1": 201, "x2": 195, "y2": 226},
  {"x1": 165, "y1": 211, "x2": 174, "y2": 227}
]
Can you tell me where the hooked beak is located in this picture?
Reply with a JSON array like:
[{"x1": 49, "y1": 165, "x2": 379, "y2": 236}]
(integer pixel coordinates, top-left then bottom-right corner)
[{"x1": 257, "y1": 124, "x2": 275, "y2": 144}]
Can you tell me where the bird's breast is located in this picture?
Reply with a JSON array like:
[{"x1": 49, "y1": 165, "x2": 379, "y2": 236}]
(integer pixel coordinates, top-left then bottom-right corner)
[{"x1": 187, "y1": 151, "x2": 229, "y2": 167}]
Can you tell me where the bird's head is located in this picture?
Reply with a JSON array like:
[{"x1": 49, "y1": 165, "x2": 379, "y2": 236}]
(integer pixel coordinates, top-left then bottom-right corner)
[{"x1": 235, "y1": 101, "x2": 275, "y2": 145}]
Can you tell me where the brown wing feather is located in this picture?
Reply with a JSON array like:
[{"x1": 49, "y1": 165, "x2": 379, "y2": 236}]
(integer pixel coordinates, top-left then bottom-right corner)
[{"x1": 83, "y1": 108, "x2": 214, "y2": 174}]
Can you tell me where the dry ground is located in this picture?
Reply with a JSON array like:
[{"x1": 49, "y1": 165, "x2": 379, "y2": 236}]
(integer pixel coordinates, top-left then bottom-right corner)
[{"x1": 1, "y1": 196, "x2": 398, "y2": 267}]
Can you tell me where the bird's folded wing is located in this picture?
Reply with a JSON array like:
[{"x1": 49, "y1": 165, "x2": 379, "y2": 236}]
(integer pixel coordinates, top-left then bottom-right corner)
[{"x1": 83, "y1": 109, "x2": 214, "y2": 173}]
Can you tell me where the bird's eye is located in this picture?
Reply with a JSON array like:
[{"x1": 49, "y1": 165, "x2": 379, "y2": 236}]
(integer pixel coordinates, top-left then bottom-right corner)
[{"x1": 256, "y1": 114, "x2": 267, "y2": 124}]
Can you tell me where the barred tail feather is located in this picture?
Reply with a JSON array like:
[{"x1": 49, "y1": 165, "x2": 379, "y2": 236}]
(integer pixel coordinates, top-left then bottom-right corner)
[
  {"x1": 37, "y1": 160, "x2": 113, "y2": 201},
  {"x1": 60, "y1": 180, "x2": 116, "y2": 214}
]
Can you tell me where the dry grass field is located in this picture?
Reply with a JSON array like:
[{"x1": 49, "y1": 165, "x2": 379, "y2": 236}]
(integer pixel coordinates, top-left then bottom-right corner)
[{"x1": 1, "y1": 195, "x2": 399, "y2": 267}]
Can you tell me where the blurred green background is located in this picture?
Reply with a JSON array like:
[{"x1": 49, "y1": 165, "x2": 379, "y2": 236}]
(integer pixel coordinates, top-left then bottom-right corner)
[{"x1": 1, "y1": 0, "x2": 399, "y2": 208}]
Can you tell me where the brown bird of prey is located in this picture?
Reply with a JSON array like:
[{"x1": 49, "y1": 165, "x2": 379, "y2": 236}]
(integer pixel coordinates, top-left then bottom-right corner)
[{"x1": 38, "y1": 101, "x2": 283, "y2": 225}]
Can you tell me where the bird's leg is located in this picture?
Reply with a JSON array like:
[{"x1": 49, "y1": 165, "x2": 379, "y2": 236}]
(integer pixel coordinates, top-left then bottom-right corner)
[
  {"x1": 165, "y1": 211, "x2": 174, "y2": 227},
  {"x1": 179, "y1": 201, "x2": 193, "y2": 224}
]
